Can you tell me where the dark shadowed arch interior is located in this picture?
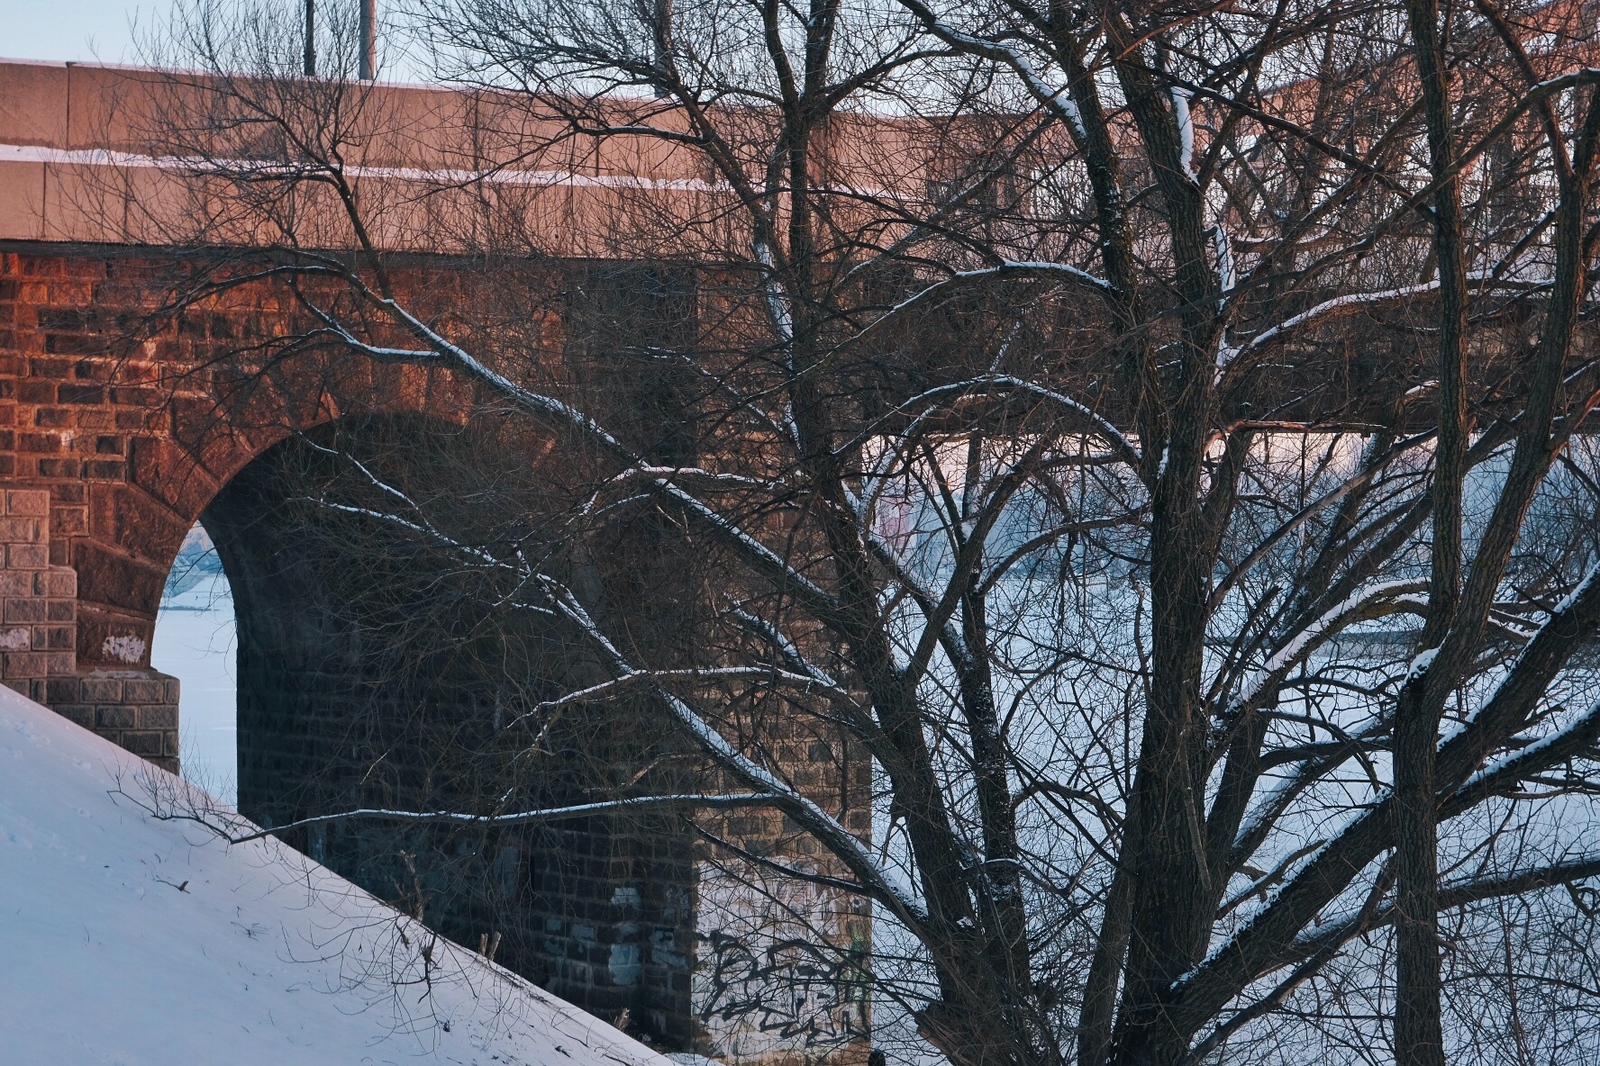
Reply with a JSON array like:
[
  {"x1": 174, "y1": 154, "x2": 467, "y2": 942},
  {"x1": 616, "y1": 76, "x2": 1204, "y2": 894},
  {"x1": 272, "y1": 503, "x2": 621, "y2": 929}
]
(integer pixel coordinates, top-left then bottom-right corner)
[{"x1": 193, "y1": 414, "x2": 697, "y2": 1048}]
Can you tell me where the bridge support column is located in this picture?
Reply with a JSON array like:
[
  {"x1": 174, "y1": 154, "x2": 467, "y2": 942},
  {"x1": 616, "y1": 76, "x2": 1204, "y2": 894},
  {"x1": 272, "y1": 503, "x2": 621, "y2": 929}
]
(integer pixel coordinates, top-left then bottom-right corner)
[
  {"x1": 44, "y1": 670, "x2": 180, "y2": 774},
  {"x1": 0, "y1": 488, "x2": 179, "y2": 773}
]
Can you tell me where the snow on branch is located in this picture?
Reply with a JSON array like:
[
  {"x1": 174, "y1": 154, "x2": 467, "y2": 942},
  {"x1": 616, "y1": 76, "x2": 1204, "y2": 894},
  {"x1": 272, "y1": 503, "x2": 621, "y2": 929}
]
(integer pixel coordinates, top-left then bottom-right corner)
[
  {"x1": 1171, "y1": 84, "x2": 1197, "y2": 180},
  {"x1": 1436, "y1": 562, "x2": 1600, "y2": 784},
  {"x1": 1224, "y1": 578, "x2": 1427, "y2": 730},
  {"x1": 840, "y1": 263, "x2": 1114, "y2": 361},
  {"x1": 510, "y1": 665, "x2": 861, "y2": 723},
  {"x1": 1291, "y1": 853, "x2": 1600, "y2": 964},
  {"x1": 896, "y1": 0, "x2": 1090, "y2": 142},
  {"x1": 1230, "y1": 275, "x2": 1526, "y2": 364},
  {"x1": 126, "y1": 789, "x2": 779, "y2": 847},
  {"x1": 1208, "y1": 435, "x2": 1436, "y2": 610},
  {"x1": 538, "y1": 576, "x2": 930, "y2": 926},
  {"x1": 340, "y1": 290, "x2": 844, "y2": 626},
  {"x1": 725, "y1": 606, "x2": 848, "y2": 694},
  {"x1": 853, "y1": 374, "x2": 1139, "y2": 471},
  {"x1": 1445, "y1": 695, "x2": 1600, "y2": 815},
  {"x1": 1185, "y1": 568, "x2": 1600, "y2": 1020}
]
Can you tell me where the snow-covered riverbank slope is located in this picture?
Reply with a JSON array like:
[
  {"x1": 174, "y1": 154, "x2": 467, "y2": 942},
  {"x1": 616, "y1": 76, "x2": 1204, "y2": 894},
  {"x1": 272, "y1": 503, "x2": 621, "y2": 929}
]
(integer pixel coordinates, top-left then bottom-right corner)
[{"x1": 0, "y1": 683, "x2": 668, "y2": 1066}]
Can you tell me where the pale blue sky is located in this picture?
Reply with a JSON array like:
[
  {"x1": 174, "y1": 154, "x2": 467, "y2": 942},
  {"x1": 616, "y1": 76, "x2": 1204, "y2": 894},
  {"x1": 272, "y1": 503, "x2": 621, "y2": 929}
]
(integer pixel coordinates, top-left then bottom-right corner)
[
  {"x1": 0, "y1": 1, "x2": 176, "y2": 65},
  {"x1": 0, "y1": 2, "x2": 427, "y2": 79}
]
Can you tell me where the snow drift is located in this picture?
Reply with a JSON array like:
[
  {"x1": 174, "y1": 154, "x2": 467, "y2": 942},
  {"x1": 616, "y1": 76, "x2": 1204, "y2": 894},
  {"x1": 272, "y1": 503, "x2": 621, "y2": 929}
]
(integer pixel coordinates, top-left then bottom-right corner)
[{"x1": 0, "y1": 682, "x2": 671, "y2": 1066}]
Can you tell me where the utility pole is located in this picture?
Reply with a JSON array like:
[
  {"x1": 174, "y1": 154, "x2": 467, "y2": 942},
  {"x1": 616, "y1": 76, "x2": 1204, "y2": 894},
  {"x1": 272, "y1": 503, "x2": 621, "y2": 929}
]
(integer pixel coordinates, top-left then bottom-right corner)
[
  {"x1": 651, "y1": 0, "x2": 672, "y2": 96},
  {"x1": 359, "y1": 0, "x2": 377, "y2": 81},
  {"x1": 303, "y1": 0, "x2": 315, "y2": 77}
]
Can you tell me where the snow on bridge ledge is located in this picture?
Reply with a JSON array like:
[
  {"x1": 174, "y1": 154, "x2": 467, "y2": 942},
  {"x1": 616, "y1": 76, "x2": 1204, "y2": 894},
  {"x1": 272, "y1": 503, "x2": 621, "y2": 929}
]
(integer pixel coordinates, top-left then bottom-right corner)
[
  {"x1": 0, "y1": 681, "x2": 673, "y2": 1066},
  {"x1": 0, "y1": 58, "x2": 921, "y2": 256}
]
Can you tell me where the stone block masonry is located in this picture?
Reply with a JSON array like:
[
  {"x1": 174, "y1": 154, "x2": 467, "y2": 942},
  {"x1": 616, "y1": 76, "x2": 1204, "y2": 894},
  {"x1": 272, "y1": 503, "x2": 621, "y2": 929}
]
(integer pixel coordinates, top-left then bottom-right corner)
[
  {"x1": 44, "y1": 670, "x2": 181, "y2": 775},
  {"x1": 0, "y1": 489, "x2": 77, "y2": 687},
  {"x1": 0, "y1": 243, "x2": 867, "y2": 1062},
  {"x1": 0, "y1": 489, "x2": 179, "y2": 773}
]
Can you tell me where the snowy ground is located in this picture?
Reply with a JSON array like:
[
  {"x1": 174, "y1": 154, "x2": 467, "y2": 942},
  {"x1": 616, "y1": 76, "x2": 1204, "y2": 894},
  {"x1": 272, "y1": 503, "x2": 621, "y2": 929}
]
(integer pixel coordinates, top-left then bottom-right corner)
[{"x1": 0, "y1": 682, "x2": 672, "y2": 1066}]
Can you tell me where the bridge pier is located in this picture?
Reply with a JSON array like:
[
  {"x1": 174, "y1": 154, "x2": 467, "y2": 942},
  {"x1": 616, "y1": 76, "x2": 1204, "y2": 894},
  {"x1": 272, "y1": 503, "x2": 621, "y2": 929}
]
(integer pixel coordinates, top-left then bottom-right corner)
[
  {"x1": 0, "y1": 488, "x2": 180, "y2": 772},
  {"x1": 1, "y1": 244, "x2": 872, "y2": 1063}
]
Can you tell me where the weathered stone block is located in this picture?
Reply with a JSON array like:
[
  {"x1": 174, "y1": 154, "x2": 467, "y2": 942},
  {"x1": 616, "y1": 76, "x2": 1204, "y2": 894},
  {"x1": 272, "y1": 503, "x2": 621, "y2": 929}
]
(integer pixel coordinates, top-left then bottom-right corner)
[
  {"x1": 36, "y1": 457, "x2": 81, "y2": 478},
  {"x1": 3, "y1": 597, "x2": 46, "y2": 623},
  {"x1": 17, "y1": 432, "x2": 62, "y2": 454},
  {"x1": 44, "y1": 677, "x2": 80, "y2": 703},
  {"x1": 48, "y1": 507, "x2": 86, "y2": 536},
  {"x1": 7, "y1": 543, "x2": 48, "y2": 569},
  {"x1": 0, "y1": 516, "x2": 42, "y2": 542},
  {"x1": 95, "y1": 705, "x2": 136, "y2": 729},
  {"x1": 122, "y1": 678, "x2": 167, "y2": 704},
  {"x1": 137, "y1": 704, "x2": 178, "y2": 730},
  {"x1": 121, "y1": 731, "x2": 164, "y2": 756},
  {"x1": 3, "y1": 651, "x2": 48, "y2": 678},
  {"x1": 45, "y1": 567, "x2": 75, "y2": 597},
  {"x1": 77, "y1": 676, "x2": 124, "y2": 702},
  {"x1": 53, "y1": 704, "x2": 94, "y2": 727},
  {"x1": 69, "y1": 541, "x2": 163, "y2": 615},
  {"x1": 4, "y1": 490, "x2": 48, "y2": 516}
]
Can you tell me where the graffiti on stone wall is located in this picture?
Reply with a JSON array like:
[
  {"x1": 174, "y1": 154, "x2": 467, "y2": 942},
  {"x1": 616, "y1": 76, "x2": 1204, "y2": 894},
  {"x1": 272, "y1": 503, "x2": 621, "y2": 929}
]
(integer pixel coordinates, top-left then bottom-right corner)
[{"x1": 694, "y1": 860, "x2": 870, "y2": 1061}]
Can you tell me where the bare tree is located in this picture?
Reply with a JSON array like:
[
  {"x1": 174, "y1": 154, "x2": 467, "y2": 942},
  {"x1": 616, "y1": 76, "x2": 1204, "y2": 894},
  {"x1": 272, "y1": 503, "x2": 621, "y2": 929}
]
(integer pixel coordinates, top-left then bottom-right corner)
[{"x1": 109, "y1": 0, "x2": 1600, "y2": 1063}]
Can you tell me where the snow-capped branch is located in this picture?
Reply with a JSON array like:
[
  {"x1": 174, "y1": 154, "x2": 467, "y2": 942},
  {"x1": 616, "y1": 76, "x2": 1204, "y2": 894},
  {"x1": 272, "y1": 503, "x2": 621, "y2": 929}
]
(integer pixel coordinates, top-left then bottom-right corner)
[
  {"x1": 1223, "y1": 579, "x2": 1427, "y2": 732},
  {"x1": 133, "y1": 791, "x2": 781, "y2": 847},
  {"x1": 1291, "y1": 852, "x2": 1600, "y2": 964},
  {"x1": 1232, "y1": 275, "x2": 1529, "y2": 363},
  {"x1": 510, "y1": 665, "x2": 861, "y2": 722},
  {"x1": 896, "y1": 0, "x2": 1089, "y2": 142},
  {"x1": 538, "y1": 576, "x2": 930, "y2": 927},
  {"x1": 311, "y1": 501, "x2": 502, "y2": 569},
  {"x1": 601, "y1": 465, "x2": 779, "y2": 491},
  {"x1": 1171, "y1": 84, "x2": 1197, "y2": 181},
  {"x1": 1208, "y1": 434, "x2": 1435, "y2": 611},
  {"x1": 1226, "y1": 713, "x2": 1389, "y2": 871},
  {"x1": 850, "y1": 374, "x2": 1139, "y2": 472},
  {"x1": 839, "y1": 262, "x2": 1114, "y2": 362},
  {"x1": 346, "y1": 289, "x2": 844, "y2": 627},
  {"x1": 725, "y1": 606, "x2": 848, "y2": 694},
  {"x1": 1436, "y1": 562, "x2": 1600, "y2": 788},
  {"x1": 1211, "y1": 225, "x2": 1236, "y2": 299},
  {"x1": 1444, "y1": 695, "x2": 1600, "y2": 815},
  {"x1": 1178, "y1": 569, "x2": 1600, "y2": 1027}
]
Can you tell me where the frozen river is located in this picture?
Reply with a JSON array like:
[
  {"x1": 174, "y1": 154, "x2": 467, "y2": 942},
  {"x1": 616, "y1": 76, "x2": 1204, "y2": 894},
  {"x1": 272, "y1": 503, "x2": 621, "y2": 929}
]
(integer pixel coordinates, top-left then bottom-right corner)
[{"x1": 151, "y1": 539, "x2": 238, "y2": 805}]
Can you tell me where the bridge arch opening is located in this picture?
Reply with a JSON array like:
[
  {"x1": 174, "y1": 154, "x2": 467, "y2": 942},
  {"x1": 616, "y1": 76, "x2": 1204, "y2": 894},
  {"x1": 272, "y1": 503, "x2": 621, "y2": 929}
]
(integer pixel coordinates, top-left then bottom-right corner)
[
  {"x1": 152, "y1": 521, "x2": 237, "y2": 803},
  {"x1": 152, "y1": 413, "x2": 697, "y2": 1049}
]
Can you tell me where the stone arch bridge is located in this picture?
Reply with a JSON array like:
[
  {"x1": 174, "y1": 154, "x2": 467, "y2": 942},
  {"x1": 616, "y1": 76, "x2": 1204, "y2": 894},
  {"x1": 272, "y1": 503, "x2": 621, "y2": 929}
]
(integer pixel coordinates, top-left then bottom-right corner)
[
  {"x1": 0, "y1": 59, "x2": 875, "y2": 1058},
  {"x1": 0, "y1": 56, "x2": 1441, "y2": 1058}
]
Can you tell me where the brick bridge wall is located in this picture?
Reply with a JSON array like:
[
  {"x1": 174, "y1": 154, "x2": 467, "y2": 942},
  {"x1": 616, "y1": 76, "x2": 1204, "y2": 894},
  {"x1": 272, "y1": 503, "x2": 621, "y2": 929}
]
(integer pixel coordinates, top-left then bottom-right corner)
[
  {"x1": 0, "y1": 244, "x2": 869, "y2": 1061},
  {"x1": 202, "y1": 417, "x2": 704, "y2": 1045},
  {"x1": 0, "y1": 481, "x2": 183, "y2": 769}
]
